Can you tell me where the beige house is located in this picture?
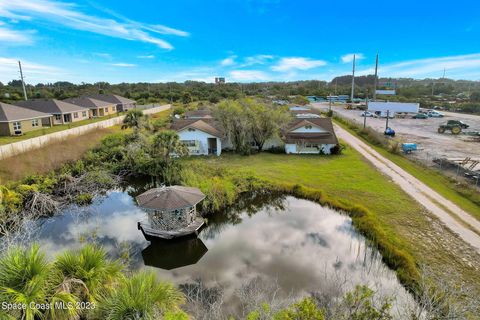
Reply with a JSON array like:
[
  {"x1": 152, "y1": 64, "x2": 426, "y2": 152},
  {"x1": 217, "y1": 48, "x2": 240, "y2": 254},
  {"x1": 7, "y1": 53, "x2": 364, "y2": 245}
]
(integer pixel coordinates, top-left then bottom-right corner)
[
  {"x1": 0, "y1": 102, "x2": 52, "y2": 136},
  {"x1": 64, "y1": 97, "x2": 118, "y2": 117},
  {"x1": 16, "y1": 99, "x2": 90, "y2": 125},
  {"x1": 83, "y1": 94, "x2": 136, "y2": 112}
]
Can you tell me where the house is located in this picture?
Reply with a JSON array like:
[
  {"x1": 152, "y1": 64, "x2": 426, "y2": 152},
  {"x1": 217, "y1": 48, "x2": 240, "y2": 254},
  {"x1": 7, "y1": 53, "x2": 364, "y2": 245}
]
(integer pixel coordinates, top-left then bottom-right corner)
[
  {"x1": 283, "y1": 118, "x2": 338, "y2": 154},
  {"x1": 0, "y1": 102, "x2": 52, "y2": 136},
  {"x1": 64, "y1": 97, "x2": 118, "y2": 118},
  {"x1": 171, "y1": 119, "x2": 222, "y2": 156},
  {"x1": 290, "y1": 109, "x2": 322, "y2": 119},
  {"x1": 16, "y1": 99, "x2": 90, "y2": 125},
  {"x1": 83, "y1": 94, "x2": 136, "y2": 112}
]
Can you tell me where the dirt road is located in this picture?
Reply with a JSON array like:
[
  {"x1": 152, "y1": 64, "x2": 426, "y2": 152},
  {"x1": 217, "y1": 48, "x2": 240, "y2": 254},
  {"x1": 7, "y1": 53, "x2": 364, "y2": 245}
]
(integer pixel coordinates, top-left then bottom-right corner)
[{"x1": 334, "y1": 124, "x2": 480, "y2": 253}]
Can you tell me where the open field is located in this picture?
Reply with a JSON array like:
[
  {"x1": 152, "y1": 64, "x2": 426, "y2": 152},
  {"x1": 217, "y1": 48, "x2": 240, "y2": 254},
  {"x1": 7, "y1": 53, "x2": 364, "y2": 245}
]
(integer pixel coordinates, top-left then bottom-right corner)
[
  {"x1": 0, "y1": 108, "x2": 172, "y2": 182},
  {"x1": 312, "y1": 102, "x2": 480, "y2": 162},
  {"x1": 185, "y1": 152, "x2": 480, "y2": 294}
]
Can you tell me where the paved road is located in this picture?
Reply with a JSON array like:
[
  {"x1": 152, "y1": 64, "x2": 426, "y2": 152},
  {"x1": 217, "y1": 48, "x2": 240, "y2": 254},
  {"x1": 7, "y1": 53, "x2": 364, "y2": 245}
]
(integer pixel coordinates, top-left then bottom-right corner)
[{"x1": 334, "y1": 124, "x2": 480, "y2": 253}]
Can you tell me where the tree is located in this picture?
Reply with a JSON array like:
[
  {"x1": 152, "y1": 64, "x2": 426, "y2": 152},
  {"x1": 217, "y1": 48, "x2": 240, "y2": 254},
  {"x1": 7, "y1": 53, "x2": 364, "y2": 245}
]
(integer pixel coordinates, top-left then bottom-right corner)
[
  {"x1": 243, "y1": 99, "x2": 291, "y2": 152},
  {"x1": 0, "y1": 245, "x2": 80, "y2": 320},
  {"x1": 54, "y1": 244, "x2": 123, "y2": 303},
  {"x1": 151, "y1": 130, "x2": 188, "y2": 185},
  {"x1": 122, "y1": 109, "x2": 145, "y2": 131},
  {"x1": 470, "y1": 91, "x2": 480, "y2": 102},
  {"x1": 182, "y1": 92, "x2": 192, "y2": 104},
  {"x1": 213, "y1": 100, "x2": 252, "y2": 154}
]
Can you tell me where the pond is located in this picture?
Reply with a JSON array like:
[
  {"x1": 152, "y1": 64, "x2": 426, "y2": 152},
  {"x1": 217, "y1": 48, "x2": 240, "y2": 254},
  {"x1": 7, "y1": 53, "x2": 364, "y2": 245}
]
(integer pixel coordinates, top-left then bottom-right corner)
[{"x1": 15, "y1": 187, "x2": 414, "y2": 315}]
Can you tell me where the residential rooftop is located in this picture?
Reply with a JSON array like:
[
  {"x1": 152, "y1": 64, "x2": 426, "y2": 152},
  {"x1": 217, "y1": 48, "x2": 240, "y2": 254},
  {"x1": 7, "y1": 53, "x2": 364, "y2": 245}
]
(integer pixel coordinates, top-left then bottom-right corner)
[{"x1": 0, "y1": 102, "x2": 52, "y2": 122}]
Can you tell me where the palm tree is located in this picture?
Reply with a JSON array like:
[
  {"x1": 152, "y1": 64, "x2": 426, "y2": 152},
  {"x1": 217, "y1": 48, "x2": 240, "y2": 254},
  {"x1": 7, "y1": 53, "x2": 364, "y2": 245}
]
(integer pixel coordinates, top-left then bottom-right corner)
[
  {"x1": 94, "y1": 271, "x2": 185, "y2": 320},
  {"x1": 54, "y1": 244, "x2": 123, "y2": 303},
  {"x1": 121, "y1": 109, "x2": 145, "y2": 131},
  {"x1": 151, "y1": 130, "x2": 188, "y2": 185},
  {"x1": 0, "y1": 244, "x2": 79, "y2": 320}
]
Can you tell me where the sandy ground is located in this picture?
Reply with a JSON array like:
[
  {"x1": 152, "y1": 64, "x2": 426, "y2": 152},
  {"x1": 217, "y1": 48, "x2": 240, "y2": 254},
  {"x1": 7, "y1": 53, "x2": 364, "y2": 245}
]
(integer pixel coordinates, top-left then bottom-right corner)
[
  {"x1": 333, "y1": 124, "x2": 480, "y2": 254},
  {"x1": 312, "y1": 102, "x2": 480, "y2": 162}
]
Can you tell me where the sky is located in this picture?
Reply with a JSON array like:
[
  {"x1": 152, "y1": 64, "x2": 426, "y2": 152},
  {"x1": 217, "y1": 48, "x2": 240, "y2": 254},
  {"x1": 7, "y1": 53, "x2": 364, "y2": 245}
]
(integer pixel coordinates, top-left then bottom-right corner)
[{"x1": 0, "y1": 0, "x2": 480, "y2": 84}]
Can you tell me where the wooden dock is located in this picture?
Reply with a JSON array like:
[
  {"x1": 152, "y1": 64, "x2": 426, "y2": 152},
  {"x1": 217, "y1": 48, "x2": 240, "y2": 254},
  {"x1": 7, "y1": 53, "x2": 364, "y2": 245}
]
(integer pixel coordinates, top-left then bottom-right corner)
[{"x1": 138, "y1": 217, "x2": 205, "y2": 241}]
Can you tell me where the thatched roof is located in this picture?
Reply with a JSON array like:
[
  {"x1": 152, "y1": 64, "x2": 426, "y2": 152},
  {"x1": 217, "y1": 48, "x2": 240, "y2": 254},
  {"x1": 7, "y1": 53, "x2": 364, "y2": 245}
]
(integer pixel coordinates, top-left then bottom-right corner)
[{"x1": 136, "y1": 186, "x2": 205, "y2": 210}]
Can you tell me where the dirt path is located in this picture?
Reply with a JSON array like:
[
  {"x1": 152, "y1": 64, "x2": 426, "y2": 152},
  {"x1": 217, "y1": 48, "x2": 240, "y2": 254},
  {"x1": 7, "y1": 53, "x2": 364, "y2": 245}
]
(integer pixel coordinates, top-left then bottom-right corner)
[{"x1": 334, "y1": 124, "x2": 480, "y2": 253}]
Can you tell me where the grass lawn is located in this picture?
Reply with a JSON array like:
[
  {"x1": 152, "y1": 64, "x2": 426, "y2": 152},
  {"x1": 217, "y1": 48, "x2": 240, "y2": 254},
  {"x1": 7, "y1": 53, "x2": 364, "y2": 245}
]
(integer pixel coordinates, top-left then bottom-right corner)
[
  {"x1": 0, "y1": 112, "x2": 126, "y2": 146},
  {"x1": 333, "y1": 119, "x2": 480, "y2": 220},
  {"x1": 185, "y1": 150, "x2": 480, "y2": 293}
]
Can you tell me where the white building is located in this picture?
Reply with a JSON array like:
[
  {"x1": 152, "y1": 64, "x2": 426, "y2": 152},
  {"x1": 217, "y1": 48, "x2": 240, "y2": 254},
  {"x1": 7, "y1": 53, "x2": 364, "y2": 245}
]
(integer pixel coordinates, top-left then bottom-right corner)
[
  {"x1": 171, "y1": 119, "x2": 222, "y2": 156},
  {"x1": 283, "y1": 118, "x2": 338, "y2": 154}
]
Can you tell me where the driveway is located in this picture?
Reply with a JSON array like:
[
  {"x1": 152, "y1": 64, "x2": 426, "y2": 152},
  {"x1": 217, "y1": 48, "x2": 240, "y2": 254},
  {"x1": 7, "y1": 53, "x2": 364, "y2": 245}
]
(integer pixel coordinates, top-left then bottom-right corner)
[{"x1": 334, "y1": 124, "x2": 480, "y2": 253}]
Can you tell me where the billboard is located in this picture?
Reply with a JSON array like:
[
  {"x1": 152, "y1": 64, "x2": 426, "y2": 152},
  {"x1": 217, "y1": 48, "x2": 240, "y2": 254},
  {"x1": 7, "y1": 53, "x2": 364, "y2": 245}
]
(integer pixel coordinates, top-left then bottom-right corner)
[
  {"x1": 375, "y1": 89, "x2": 396, "y2": 95},
  {"x1": 368, "y1": 102, "x2": 419, "y2": 113}
]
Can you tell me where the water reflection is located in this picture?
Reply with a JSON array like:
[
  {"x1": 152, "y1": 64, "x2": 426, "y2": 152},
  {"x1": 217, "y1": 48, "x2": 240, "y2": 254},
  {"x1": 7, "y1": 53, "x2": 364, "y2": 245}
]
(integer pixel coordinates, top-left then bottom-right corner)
[
  {"x1": 21, "y1": 190, "x2": 413, "y2": 310},
  {"x1": 142, "y1": 238, "x2": 208, "y2": 270}
]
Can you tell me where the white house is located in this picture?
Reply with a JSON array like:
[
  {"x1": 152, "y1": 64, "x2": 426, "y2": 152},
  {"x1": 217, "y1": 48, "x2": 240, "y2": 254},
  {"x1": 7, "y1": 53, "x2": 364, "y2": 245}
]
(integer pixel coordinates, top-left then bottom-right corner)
[
  {"x1": 171, "y1": 119, "x2": 222, "y2": 156},
  {"x1": 283, "y1": 118, "x2": 338, "y2": 154}
]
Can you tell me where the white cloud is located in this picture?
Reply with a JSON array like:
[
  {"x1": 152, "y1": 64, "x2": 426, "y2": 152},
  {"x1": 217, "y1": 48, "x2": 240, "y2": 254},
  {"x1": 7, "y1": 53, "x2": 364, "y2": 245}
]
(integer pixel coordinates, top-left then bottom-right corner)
[
  {"x1": 220, "y1": 55, "x2": 237, "y2": 66},
  {"x1": 0, "y1": 0, "x2": 188, "y2": 49},
  {"x1": 0, "y1": 57, "x2": 66, "y2": 83},
  {"x1": 110, "y1": 63, "x2": 136, "y2": 67},
  {"x1": 137, "y1": 55, "x2": 155, "y2": 59},
  {"x1": 241, "y1": 54, "x2": 274, "y2": 67},
  {"x1": 230, "y1": 70, "x2": 269, "y2": 81},
  {"x1": 357, "y1": 53, "x2": 480, "y2": 79},
  {"x1": 341, "y1": 53, "x2": 365, "y2": 63},
  {"x1": 272, "y1": 57, "x2": 327, "y2": 72},
  {"x1": 0, "y1": 26, "x2": 35, "y2": 44}
]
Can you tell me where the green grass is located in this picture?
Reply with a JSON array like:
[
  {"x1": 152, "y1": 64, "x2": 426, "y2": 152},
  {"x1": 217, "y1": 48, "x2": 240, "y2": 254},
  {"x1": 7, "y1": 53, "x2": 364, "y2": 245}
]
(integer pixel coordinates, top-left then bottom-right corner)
[
  {"x1": 333, "y1": 117, "x2": 480, "y2": 220},
  {"x1": 0, "y1": 112, "x2": 126, "y2": 146},
  {"x1": 183, "y1": 150, "x2": 480, "y2": 293}
]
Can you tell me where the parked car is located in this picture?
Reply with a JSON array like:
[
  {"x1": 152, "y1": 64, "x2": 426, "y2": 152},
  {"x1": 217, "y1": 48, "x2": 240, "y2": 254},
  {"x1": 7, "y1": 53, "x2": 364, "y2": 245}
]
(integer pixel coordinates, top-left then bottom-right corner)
[
  {"x1": 360, "y1": 111, "x2": 377, "y2": 118},
  {"x1": 412, "y1": 113, "x2": 428, "y2": 119},
  {"x1": 427, "y1": 110, "x2": 444, "y2": 118}
]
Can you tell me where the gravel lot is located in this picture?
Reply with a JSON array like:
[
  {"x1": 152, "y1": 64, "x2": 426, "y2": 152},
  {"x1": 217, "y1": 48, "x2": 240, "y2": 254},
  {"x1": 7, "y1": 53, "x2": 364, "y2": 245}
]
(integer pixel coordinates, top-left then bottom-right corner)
[{"x1": 311, "y1": 102, "x2": 480, "y2": 162}]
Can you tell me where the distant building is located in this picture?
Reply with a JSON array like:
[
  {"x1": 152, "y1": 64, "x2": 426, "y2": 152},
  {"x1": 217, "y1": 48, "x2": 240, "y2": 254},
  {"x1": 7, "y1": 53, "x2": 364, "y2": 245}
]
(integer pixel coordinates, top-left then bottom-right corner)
[{"x1": 215, "y1": 77, "x2": 225, "y2": 84}]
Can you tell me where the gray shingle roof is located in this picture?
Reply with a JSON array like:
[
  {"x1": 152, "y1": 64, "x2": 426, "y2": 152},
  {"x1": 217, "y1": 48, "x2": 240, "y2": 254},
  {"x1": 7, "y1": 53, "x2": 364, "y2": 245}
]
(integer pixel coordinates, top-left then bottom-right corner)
[
  {"x1": 136, "y1": 186, "x2": 205, "y2": 210},
  {"x1": 0, "y1": 102, "x2": 51, "y2": 122},
  {"x1": 16, "y1": 99, "x2": 89, "y2": 114},
  {"x1": 83, "y1": 94, "x2": 136, "y2": 105},
  {"x1": 283, "y1": 118, "x2": 338, "y2": 145},
  {"x1": 64, "y1": 97, "x2": 113, "y2": 109}
]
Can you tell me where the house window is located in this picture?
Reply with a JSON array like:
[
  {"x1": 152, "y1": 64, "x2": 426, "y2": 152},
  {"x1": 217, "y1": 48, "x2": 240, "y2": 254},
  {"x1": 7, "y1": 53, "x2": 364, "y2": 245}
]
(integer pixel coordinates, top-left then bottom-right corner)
[
  {"x1": 73, "y1": 112, "x2": 79, "y2": 119},
  {"x1": 13, "y1": 121, "x2": 21, "y2": 130},
  {"x1": 305, "y1": 143, "x2": 318, "y2": 149},
  {"x1": 188, "y1": 128, "x2": 196, "y2": 132},
  {"x1": 182, "y1": 140, "x2": 196, "y2": 147},
  {"x1": 82, "y1": 111, "x2": 87, "y2": 117},
  {"x1": 31, "y1": 119, "x2": 39, "y2": 127},
  {"x1": 305, "y1": 125, "x2": 312, "y2": 129},
  {"x1": 112, "y1": 106, "x2": 116, "y2": 112},
  {"x1": 55, "y1": 114, "x2": 62, "y2": 121}
]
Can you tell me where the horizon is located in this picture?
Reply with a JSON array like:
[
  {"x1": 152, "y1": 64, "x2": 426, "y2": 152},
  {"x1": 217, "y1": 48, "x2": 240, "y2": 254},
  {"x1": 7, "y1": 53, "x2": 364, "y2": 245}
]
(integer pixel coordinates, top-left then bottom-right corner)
[{"x1": 1, "y1": 0, "x2": 480, "y2": 84}]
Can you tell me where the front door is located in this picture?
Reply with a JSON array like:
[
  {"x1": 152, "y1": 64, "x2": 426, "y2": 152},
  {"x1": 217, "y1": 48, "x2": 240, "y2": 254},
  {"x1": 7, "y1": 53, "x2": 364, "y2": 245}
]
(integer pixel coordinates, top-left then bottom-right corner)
[
  {"x1": 63, "y1": 114, "x2": 71, "y2": 123},
  {"x1": 207, "y1": 138, "x2": 217, "y2": 155}
]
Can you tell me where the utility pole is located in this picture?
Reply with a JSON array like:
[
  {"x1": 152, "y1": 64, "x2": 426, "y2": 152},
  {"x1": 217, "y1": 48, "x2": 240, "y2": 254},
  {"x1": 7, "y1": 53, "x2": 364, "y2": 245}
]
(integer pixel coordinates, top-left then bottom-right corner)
[
  {"x1": 18, "y1": 61, "x2": 28, "y2": 101},
  {"x1": 350, "y1": 54, "x2": 356, "y2": 102},
  {"x1": 364, "y1": 90, "x2": 368, "y2": 129},
  {"x1": 373, "y1": 53, "x2": 379, "y2": 101}
]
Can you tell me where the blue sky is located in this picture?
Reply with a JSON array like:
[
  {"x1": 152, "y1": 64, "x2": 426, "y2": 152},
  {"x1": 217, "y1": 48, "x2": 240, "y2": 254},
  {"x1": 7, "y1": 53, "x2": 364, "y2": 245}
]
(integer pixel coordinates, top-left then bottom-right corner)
[{"x1": 0, "y1": 0, "x2": 479, "y2": 84}]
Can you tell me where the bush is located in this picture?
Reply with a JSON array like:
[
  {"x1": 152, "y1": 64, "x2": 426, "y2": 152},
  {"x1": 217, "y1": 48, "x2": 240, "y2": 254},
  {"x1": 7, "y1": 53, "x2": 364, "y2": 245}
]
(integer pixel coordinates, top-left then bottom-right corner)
[{"x1": 75, "y1": 193, "x2": 93, "y2": 205}]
